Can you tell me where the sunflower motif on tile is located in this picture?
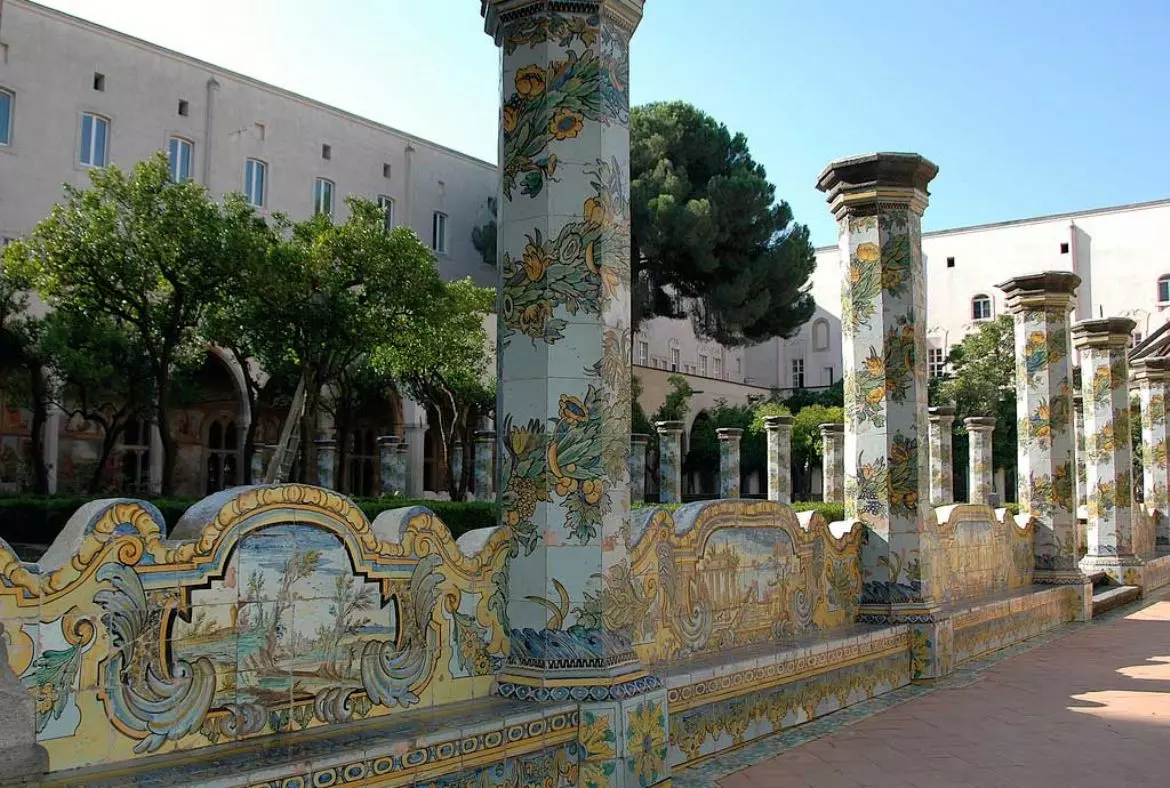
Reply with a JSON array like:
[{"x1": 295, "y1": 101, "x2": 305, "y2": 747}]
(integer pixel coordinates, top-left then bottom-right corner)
[
  {"x1": 1085, "y1": 422, "x2": 1118, "y2": 464},
  {"x1": 841, "y1": 240, "x2": 881, "y2": 335},
  {"x1": 1116, "y1": 470, "x2": 1132, "y2": 506},
  {"x1": 503, "y1": 11, "x2": 599, "y2": 55},
  {"x1": 501, "y1": 160, "x2": 630, "y2": 345},
  {"x1": 1087, "y1": 479, "x2": 1118, "y2": 520},
  {"x1": 1144, "y1": 393, "x2": 1166, "y2": 430},
  {"x1": 626, "y1": 698, "x2": 667, "y2": 787},
  {"x1": 878, "y1": 226, "x2": 912, "y2": 298},
  {"x1": 887, "y1": 432, "x2": 920, "y2": 518}
]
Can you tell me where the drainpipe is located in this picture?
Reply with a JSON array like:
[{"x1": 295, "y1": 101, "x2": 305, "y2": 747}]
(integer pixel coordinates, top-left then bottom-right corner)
[
  {"x1": 404, "y1": 143, "x2": 415, "y2": 230},
  {"x1": 203, "y1": 77, "x2": 219, "y2": 187}
]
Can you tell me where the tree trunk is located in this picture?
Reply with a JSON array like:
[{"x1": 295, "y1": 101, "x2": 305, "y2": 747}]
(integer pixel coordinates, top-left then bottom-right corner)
[
  {"x1": 299, "y1": 369, "x2": 320, "y2": 485},
  {"x1": 155, "y1": 368, "x2": 178, "y2": 496},
  {"x1": 459, "y1": 421, "x2": 474, "y2": 500},
  {"x1": 87, "y1": 413, "x2": 129, "y2": 494},
  {"x1": 28, "y1": 366, "x2": 48, "y2": 494}
]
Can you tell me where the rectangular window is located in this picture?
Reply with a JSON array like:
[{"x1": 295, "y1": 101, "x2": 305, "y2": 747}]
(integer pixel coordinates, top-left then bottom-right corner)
[
  {"x1": 79, "y1": 113, "x2": 109, "y2": 167},
  {"x1": 670, "y1": 348, "x2": 680, "y2": 372},
  {"x1": 377, "y1": 195, "x2": 395, "y2": 230},
  {"x1": 432, "y1": 211, "x2": 448, "y2": 253},
  {"x1": 93, "y1": 72, "x2": 105, "y2": 92},
  {"x1": 823, "y1": 366, "x2": 835, "y2": 385},
  {"x1": 0, "y1": 89, "x2": 11, "y2": 146},
  {"x1": 321, "y1": 143, "x2": 332, "y2": 160},
  {"x1": 736, "y1": 358, "x2": 742, "y2": 376},
  {"x1": 928, "y1": 347, "x2": 946, "y2": 378},
  {"x1": 713, "y1": 357, "x2": 722, "y2": 378},
  {"x1": 1060, "y1": 242, "x2": 1069, "y2": 254},
  {"x1": 383, "y1": 162, "x2": 392, "y2": 179},
  {"x1": 699, "y1": 354, "x2": 708, "y2": 376},
  {"x1": 1159, "y1": 279, "x2": 1170, "y2": 304},
  {"x1": 637, "y1": 341, "x2": 649, "y2": 365},
  {"x1": 946, "y1": 257, "x2": 955, "y2": 268},
  {"x1": 791, "y1": 358, "x2": 805, "y2": 388},
  {"x1": 168, "y1": 137, "x2": 193, "y2": 181},
  {"x1": 314, "y1": 178, "x2": 334, "y2": 216},
  {"x1": 178, "y1": 99, "x2": 189, "y2": 116},
  {"x1": 243, "y1": 159, "x2": 266, "y2": 207}
]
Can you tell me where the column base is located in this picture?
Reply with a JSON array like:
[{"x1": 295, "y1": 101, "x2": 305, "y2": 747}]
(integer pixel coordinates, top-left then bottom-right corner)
[
  {"x1": 495, "y1": 628, "x2": 662, "y2": 703},
  {"x1": 858, "y1": 603, "x2": 954, "y2": 681},
  {"x1": 577, "y1": 688, "x2": 671, "y2": 788},
  {"x1": 1081, "y1": 554, "x2": 1147, "y2": 589}
]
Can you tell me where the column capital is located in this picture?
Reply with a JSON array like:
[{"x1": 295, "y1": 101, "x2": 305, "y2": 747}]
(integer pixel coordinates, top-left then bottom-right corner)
[
  {"x1": 376, "y1": 434, "x2": 401, "y2": 446},
  {"x1": 314, "y1": 431, "x2": 336, "y2": 447},
  {"x1": 1071, "y1": 317, "x2": 1136, "y2": 350},
  {"x1": 763, "y1": 415, "x2": 793, "y2": 429},
  {"x1": 474, "y1": 430, "x2": 496, "y2": 442},
  {"x1": 963, "y1": 416, "x2": 996, "y2": 431},
  {"x1": 655, "y1": 420, "x2": 683, "y2": 435},
  {"x1": 815, "y1": 152, "x2": 938, "y2": 220},
  {"x1": 818, "y1": 422, "x2": 844, "y2": 437},
  {"x1": 1130, "y1": 356, "x2": 1170, "y2": 384},
  {"x1": 630, "y1": 433, "x2": 651, "y2": 445},
  {"x1": 482, "y1": 0, "x2": 645, "y2": 43},
  {"x1": 996, "y1": 271, "x2": 1081, "y2": 314},
  {"x1": 927, "y1": 406, "x2": 956, "y2": 421},
  {"x1": 716, "y1": 427, "x2": 744, "y2": 439}
]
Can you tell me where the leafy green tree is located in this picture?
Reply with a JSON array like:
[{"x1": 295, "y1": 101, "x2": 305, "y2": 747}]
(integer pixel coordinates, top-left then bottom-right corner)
[
  {"x1": 0, "y1": 267, "x2": 48, "y2": 492},
  {"x1": 630, "y1": 102, "x2": 816, "y2": 345},
  {"x1": 791, "y1": 404, "x2": 844, "y2": 500},
  {"x1": 375, "y1": 277, "x2": 496, "y2": 498},
  {"x1": 243, "y1": 198, "x2": 444, "y2": 484},
  {"x1": 654, "y1": 374, "x2": 695, "y2": 423},
  {"x1": 471, "y1": 197, "x2": 497, "y2": 269},
  {"x1": 5, "y1": 155, "x2": 265, "y2": 494},
  {"x1": 40, "y1": 308, "x2": 156, "y2": 492},
  {"x1": 933, "y1": 315, "x2": 1018, "y2": 491}
]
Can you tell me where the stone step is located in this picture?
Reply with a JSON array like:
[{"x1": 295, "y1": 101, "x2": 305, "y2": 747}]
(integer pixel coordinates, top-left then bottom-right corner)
[
  {"x1": 1092, "y1": 585, "x2": 1141, "y2": 616},
  {"x1": 1088, "y1": 570, "x2": 1109, "y2": 588}
]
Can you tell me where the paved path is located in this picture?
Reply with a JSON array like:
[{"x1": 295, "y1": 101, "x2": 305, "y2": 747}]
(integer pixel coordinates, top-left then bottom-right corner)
[{"x1": 677, "y1": 590, "x2": 1170, "y2": 787}]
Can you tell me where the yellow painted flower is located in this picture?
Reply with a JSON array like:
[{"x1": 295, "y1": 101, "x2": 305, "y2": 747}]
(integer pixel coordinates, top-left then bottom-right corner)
[
  {"x1": 584, "y1": 196, "x2": 607, "y2": 226},
  {"x1": 866, "y1": 387, "x2": 885, "y2": 405},
  {"x1": 864, "y1": 356, "x2": 884, "y2": 376},
  {"x1": 581, "y1": 478, "x2": 603, "y2": 504},
  {"x1": 626, "y1": 701, "x2": 666, "y2": 785},
  {"x1": 514, "y1": 65, "x2": 546, "y2": 98},
  {"x1": 904, "y1": 491, "x2": 918, "y2": 509},
  {"x1": 847, "y1": 264, "x2": 863, "y2": 284},
  {"x1": 559, "y1": 394, "x2": 589, "y2": 425},
  {"x1": 600, "y1": 264, "x2": 619, "y2": 299},
  {"x1": 881, "y1": 269, "x2": 901, "y2": 289},
  {"x1": 35, "y1": 682, "x2": 59, "y2": 715},
  {"x1": 551, "y1": 108, "x2": 585, "y2": 140},
  {"x1": 890, "y1": 442, "x2": 909, "y2": 466},
  {"x1": 855, "y1": 242, "x2": 880, "y2": 263},
  {"x1": 502, "y1": 102, "x2": 520, "y2": 135},
  {"x1": 555, "y1": 476, "x2": 577, "y2": 497},
  {"x1": 518, "y1": 302, "x2": 552, "y2": 334},
  {"x1": 1028, "y1": 331, "x2": 1046, "y2": 347},
  {"x1": 521, "y1": 240, "x2": 551, "y2": 281}
]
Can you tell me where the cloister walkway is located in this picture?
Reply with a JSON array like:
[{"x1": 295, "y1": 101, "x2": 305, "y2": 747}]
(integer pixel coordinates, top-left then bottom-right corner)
[{"x1": 677, "y1": 589, "x2": 1170, "y2": 788}]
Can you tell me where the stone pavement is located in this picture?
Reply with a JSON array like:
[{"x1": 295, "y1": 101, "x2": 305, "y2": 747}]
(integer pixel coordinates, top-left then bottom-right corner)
[{"x1": 676, "y1": 589, "x2": 1170, "y2": 787}]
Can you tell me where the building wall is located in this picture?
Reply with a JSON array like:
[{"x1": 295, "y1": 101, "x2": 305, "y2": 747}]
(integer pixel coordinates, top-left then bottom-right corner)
[
  {"x1": 633, "y1": 315, "x2": 747, "y2": 383},
  {"x1": 743, "y1": 305, "x2": 842, "y2": 391},
  {"x1": 0, "y1": 0, "x2": 498, "y2": 288}
]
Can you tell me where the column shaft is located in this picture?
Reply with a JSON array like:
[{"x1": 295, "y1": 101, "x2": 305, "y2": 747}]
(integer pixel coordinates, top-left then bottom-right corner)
[
  {"x1": 377, "y1": 436, "x2": 400, "y2": 497},
  {"x1": 474, "y1": 430, "x2": 495, "y2": 499},
  {"x1": 964, "y1": 418, "x2": 995, "y2": 506},
  {"x1": 764, "y1": 415, "x2": 793, "y2": 504},
  {"x1": 656, "y1": 421, "x2": 683, "y2": 504},
  {"x1": 927, "y1": 407, "x2": 955, "y2": 506},
  {"x1": 315, "y1": 433, "x2": 336, "y2": 490},
  {"x1": 630, "y1": 433, "x2": 649, "y2": 503},
  {"x1": 1073, "y1": 394, "x2": 1087, "y2": 514},
  {"x1": 820, "y1": 424, "x2": 844, "y2": 503},
  {"x1": 717, "y1": 427, "x2": 743, "y2": 499},
  {"x1": 1133, "y1": 359, "x2": 1170, "y2": 546}
]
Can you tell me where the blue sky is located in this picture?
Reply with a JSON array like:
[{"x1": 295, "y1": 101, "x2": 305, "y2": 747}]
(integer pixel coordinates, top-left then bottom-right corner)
[{"x1": 39, "y1": 0, "x2": 1170, "y2": 247}]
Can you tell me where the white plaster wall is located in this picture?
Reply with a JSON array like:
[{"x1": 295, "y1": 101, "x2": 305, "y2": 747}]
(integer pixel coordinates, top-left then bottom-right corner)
[
  {"x1": 634, "y1": 315, "x2": 747, "y2": 383},
  {"x1": 0, "y1": 0, "x2": 497, "y2": 287},
  {"x1": 743, "y1": 305, "x2": 842, "y2": 390}
]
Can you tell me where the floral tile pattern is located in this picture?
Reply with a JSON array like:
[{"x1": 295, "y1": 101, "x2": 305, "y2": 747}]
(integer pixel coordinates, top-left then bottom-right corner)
[
  {"x1": 965, "y1": 418, "x2": 996, "y2": 506},
  {"x1": 927, "y1": 409, "x2": 955, "y2": 506},
  {"x1": 820, "y1": 425, "x2": 844, "y2": 503},
  {"x1": 764, "y1": 416, "x2": 793, "y2": 504},
  {"x1": 717, "y1": 428, "x2": 743, "y2": 499}
]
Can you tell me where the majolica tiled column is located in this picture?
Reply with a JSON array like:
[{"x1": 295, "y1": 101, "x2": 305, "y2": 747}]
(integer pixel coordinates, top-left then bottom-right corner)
[
  {"x1": 315, "y1": 432, "x2": 336, "y2": 490},
  {"x1": 1074, "y1": 317, "x2": 1142, "y2": 586},
  {"x1": 656, "y1": 420, "x2": 684, "y2": 504},
  {"x1": 249, "y1": 445, "x2": 266, "y2": 485},
  {"x1": 484, "y1": 4, "x2": 666, "y2": 783},
  {"x1": 927, "y1": 407, "x2": 955, "y2": 506},
  {"x1": 474, "y1": 430, "x2": 495, "y2": 499},
  {"x1": 999, "y1": 273, "x2": 1084, "y2": 589},
  {"x1": 1132, "y1": 358, "x2": 1170, "y2": 546},
  {"x1": 451, "y1": 448, "x2": 464, "y2": 497},
  {"x1": 630, "y1": 433, "x2": 649, "y2": 503},
  {"x1": 819, "y1": 423, "x2": 844, "y2": 503},
  {"x1": 765, "y1": 415, "x2": 793, "y2": 504},
  {"x1": 717, "y1": 427, "x2": 743, "y2": 498},
  {"x1": 1073, "y1": 393, "x2": 1087, "y2": 514},
  {"x1": 818, "y1": 153, "x2": 951, "y2": 678},
  {"x1": 394, "y1": 442, "x2": 409, "y2": 498},
  {"x1": 964, "y1": 417, "x2": 995, "y2": 506},
  {"x1": 377, "y1": 435, "x2": 400, "y2": 497}
]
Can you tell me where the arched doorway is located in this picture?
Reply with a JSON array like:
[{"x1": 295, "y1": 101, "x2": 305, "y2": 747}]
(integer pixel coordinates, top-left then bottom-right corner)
[
  {"x1": 205, "y1": 415, "x2": 239, "y2": 494},
  {"x1": 685, "y1": 410, "x2": 718, "y2": 498},
  {"x1": 335, "y1": 389, "x2": 400, "y2": 497},
  {"x1": 184, "y1": 352, "x2": 246, "y2": 496}
]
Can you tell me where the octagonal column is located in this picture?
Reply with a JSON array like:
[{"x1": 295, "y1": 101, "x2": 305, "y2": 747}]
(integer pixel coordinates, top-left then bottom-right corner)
[
  {"x1": 818, "y1": 153, "x2": 951, "y2": 677},
  {"x1": 927, "y1": 406, "x2": 955, "y2": 506},
  {"x1": 483, "y1": 5, "x2": 666, "y2": 778},
  {"x1": 630, "y1": 433, "x2": 649, "y2": 503},
  {"x1": 1132, "y1": 358, "x2": 1170, "y2": 546},
  {"x1": 964, "y1": 417, "x2": 996, "y2": 506},
  {"x1": 314, "y1": 432, "x2": 336, "y2": 490},
  {"x1": 1073, "y1": 393, "x2": 1087, "y2": 514},
  {"x1": 394, "y1": 442, "x2": 409, "y2": 498},
  {"x1": 474, "y1": 430, "x2": 495, "y2": 499},
  {"x1": 377, "y1": 435, "x2": 400, "y2": 497},
  {"x1": 765, "y1": 415, "x2": 793, "y2": 504},
  {"x1": 717, "y1": 427, "x2": 743, "y2": 498},
  {"x1": 819, "y1": 423, "x2": 844, "y2": 503},
  {"x1": 1074, "y1": 318, "x2": 1141, "y2": 585},
  {"x1": 656, "y1": 420, "x2": 683, "y2": 503},
  {"x1": 998, "y1": 272, "x2": 1083, "y2": 586}
]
